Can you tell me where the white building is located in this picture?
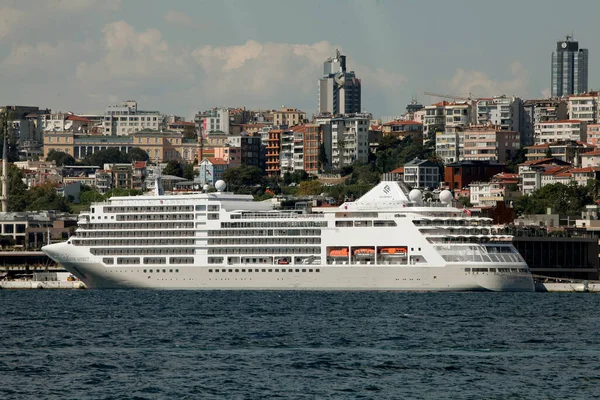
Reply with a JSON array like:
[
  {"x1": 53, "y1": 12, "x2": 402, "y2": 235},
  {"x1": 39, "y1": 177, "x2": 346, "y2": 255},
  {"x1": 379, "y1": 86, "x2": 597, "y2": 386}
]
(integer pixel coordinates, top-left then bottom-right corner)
[
  {"x1": 201, "y1": 108, "x2": 230, "y2": 136},
  {"x1": 534, "y1": 120, "x2": 587, "y2": 144},
  {"x1": 581, "y1": 149, "x2": 600, "y2": 168},
  {"x1": 329, "y1": 114, "x2": 370, "y2": 170},
  {"x1": 103, "y1": 101, "x2": 164, "y2": 136},
  {"x1": 567, "y1": 92, "x2": 598, "y2": 124},
  {"x1": 433, "y1": 101, "x2": 472, "y2": 163},
  {"x1": 475, "y1": 96, "x2": 522, "y2": 132}
]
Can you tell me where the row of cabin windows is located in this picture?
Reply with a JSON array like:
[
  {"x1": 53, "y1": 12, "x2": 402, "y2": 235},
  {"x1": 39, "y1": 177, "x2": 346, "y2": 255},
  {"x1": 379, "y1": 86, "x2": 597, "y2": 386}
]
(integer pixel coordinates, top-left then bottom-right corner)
[
  {"x1": 81, "y1": 222, "x2": 194, "y2": 230},
  {"x1": 464, "y1": 268, "x2": 528, "y2": 273},
  {"x1": 105, "y1": 257, "x2": 193, "y2": 265},
  {"x1": 116, "y1": 214, "x2": 193, "y2": 221},
  {"x1": 208, "y1": 238, "x2": 321, "y2": 245},
  {"x1": 209, "y1": 268, "x2": 320, "y2": 273},
  {"x1": 144, "y1": 269, "x2": 180, "y2": 273},
  {"x1": 91, "y1": 248, "x2": 195, "y2": 256},
  {"x1": 208, "y1": 247, "x2": 320, "y2": 255},
  {"x1": 335, "y1": 220, "x2": 397, "y2": 228},
  {"x1": 75, "y1": 239, "x2": 195, "y2": 246},
  {"x1": 221, "y1": 221, "x2": 327, "y2": 228},
  {"x1": 77, "y1": 230, "x2": 195, "y2": 238},
  {"x1": 104, "y1": 206, "x2": 194, "y2": 213},
  {"x1": 208, "y1": 229, "x2": 321, "y2": 237}
]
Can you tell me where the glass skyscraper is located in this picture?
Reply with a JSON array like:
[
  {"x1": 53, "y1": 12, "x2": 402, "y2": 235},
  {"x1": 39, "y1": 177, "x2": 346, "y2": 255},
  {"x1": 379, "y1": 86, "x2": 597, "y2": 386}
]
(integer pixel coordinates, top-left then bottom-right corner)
[{"x1": 551, "y1": 36, "x2": 588, "y2": 98}]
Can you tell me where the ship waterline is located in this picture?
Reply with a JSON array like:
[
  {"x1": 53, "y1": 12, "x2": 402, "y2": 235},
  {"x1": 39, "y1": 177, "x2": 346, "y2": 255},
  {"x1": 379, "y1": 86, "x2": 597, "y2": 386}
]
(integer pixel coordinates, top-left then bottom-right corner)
[{"x1": 42, "y1": 180, "x2": 535, "y2": 292}]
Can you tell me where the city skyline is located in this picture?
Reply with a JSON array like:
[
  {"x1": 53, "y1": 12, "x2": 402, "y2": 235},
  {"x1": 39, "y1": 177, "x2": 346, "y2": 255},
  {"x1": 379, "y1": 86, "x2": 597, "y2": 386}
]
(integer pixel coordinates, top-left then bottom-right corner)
[{"x1": 0, "y1": 0, "x2": 599, "y2": 119}]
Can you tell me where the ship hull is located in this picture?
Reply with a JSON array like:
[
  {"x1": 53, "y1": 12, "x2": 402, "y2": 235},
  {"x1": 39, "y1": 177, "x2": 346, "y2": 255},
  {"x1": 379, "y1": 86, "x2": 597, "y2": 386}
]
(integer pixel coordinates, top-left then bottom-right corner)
[{"x1": 43, "y1": 243, "x2": 534, "y2": 292}]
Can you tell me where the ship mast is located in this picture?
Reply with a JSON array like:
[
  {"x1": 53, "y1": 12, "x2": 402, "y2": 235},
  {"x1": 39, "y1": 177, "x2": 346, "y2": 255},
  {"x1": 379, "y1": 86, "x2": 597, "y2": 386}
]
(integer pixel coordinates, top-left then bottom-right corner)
[{"x1": 1, "y1": 119, "x2": 8, "y2": 212}]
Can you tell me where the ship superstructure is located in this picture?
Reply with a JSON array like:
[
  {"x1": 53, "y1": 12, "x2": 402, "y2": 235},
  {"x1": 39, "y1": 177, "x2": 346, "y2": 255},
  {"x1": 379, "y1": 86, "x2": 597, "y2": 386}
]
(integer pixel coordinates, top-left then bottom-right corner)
[{"x1": 42, "y1": 181, "x2": 534, "y2": 291}]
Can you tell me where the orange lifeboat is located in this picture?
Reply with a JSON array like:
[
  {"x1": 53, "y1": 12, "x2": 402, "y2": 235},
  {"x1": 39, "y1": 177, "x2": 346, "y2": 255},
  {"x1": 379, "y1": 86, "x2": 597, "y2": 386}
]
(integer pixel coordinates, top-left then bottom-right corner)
[
  {"x1": 353, "y1": 248, "x2": 375, "y2": 256},
  {"x1": 380, "y1": 247, "x2": 407, "y2": 255},
  {"x1": 329, "y1": 248, "x2": 349, "y2": 257}
]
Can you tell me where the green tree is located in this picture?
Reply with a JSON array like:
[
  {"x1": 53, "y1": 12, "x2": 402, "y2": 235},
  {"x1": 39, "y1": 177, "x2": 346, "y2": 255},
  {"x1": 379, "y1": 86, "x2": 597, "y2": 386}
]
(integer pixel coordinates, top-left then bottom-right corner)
[
  {"x1": 127, "y1": 147, "x2": 150, "y2": 162},
  {"x1": 318, "y1": 143, "x2": 328, "y2": 172},
  {"x1": 81, "y1": 148, "x2": 130, "y2": 166},
  {"x1": 514, "y1": 182, "x2": 593, "y2": 217},
  {"x1": 297, "y1": 180, "x2": 323, "y2": 196},
  {"x1": 222, "y1": 164, "x2": 265, "y2": 193},
  {"x1": 26, "y1": 183, "x2": 70, "y2": 212},
  {"x1": 182, "y1": 163, "x2": 197, "y2": 181},
  {"x1": 46, "y1": 149, "x2": 75, "y2": 166},
  {"x1": 162, "y1": 160, "x2": 183, "y2": 177},
  {"x1": 506, "y1": 147, "x2": 527, "y2": 173},
  {"x1": 7, "y1": 164, "x2": 28, "y2": 211}
]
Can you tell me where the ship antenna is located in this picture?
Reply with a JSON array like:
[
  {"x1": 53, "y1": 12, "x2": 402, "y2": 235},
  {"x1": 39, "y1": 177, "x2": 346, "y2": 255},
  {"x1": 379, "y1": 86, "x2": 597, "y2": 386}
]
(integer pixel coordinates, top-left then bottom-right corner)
[{"x1": 153, "y1": 157, "x2": 164, "y2": 196}]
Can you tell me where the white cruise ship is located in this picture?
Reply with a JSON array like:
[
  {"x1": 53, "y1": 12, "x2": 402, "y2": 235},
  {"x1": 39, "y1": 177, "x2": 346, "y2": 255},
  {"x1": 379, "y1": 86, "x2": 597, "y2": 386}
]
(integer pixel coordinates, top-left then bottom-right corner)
[{"x1": 42, "y1": 179, "x2": 534, "y2": 291}]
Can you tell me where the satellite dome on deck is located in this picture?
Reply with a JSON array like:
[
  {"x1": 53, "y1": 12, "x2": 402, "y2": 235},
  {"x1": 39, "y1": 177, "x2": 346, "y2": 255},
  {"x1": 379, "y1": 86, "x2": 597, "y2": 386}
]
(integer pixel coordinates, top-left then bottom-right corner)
[
  {"x1": 439, "y1": 190, "x2": 453, "y2": 204},
  {"x1": 203, "y1": 184, "x2": 210, "y2": 192},
  {"x1": 409, "y1": 189, "x2": 422, "y2": 202},
  {"x1": 215, "y1": 180, "x2": 227, "y2": 192}
]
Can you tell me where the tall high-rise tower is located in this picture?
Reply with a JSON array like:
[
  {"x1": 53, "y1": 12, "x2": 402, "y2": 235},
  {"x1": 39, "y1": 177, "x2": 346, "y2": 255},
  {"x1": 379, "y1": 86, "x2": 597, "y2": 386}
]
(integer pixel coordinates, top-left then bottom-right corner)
[
  {"x1": 318, "y1": 50, "x2": 361, "y2": 115},
  {"x1": 551, "y1": 35, "x2": 588, "y2": 98}
]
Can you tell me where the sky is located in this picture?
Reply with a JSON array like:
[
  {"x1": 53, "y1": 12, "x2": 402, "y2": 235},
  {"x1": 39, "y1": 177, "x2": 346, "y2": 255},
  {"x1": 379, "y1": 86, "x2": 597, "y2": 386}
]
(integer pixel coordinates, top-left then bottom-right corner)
[{"x1": 1, "y1": 0, "x2": 599, "y2": 120}]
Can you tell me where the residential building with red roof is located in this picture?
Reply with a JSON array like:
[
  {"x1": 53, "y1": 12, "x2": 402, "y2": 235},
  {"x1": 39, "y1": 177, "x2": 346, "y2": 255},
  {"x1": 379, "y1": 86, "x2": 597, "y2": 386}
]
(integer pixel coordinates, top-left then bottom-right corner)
[
  {"x1": 517, "y1": 158, "x2": 572, "y2": 194},
  {"x1": 586, "y1": 124, "x2": 600, "y2": 146},
  {"x1": 198, "y1": 157, "x2": 229, "y2": 186},
  {"x1": 381, "y1": 120, "x2": 423, "y2": 143},
  {"x1": 581, "y1": 149, "x2": 600, "y2": 168},
  {"x1": 524, "y1": 140, "x2": 595, "y2": 164}
]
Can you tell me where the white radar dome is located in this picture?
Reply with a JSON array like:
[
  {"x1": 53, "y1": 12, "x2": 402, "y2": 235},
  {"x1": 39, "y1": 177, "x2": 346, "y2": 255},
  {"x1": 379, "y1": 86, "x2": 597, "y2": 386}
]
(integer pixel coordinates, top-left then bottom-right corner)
[
  {"x1": 409, "y1": 189, "x2": 422, "y2": 202},
  {"x1": 203, "y1": 184, "x2": 210, "y2": 192},
  {"x1": 215, "y1": 180, "x2": 227, "y2": 192},
  {"x1": 439, "y1": 190, "x2": 453, "y2": 204}
]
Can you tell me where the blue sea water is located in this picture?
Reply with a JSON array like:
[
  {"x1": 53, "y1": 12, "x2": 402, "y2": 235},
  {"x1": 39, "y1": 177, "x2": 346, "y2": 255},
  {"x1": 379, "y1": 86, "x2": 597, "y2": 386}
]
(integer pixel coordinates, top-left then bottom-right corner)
[{"x1": 1, "y1": 291, "x2": 599, "y2": 399}]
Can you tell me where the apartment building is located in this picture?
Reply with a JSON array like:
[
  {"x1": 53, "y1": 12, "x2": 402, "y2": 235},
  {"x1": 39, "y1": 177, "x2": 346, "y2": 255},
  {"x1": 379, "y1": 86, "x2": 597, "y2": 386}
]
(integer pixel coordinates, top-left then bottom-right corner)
[
  {"x1": 568, "y1": 92, "x2": 598, "y2": 124},
  {"x1": 524, "y1": 140, "x2": 595, "y2": 164},
  {"x1": 381, "y1": 120, "x2": 423, "y2": 143},
  {"x1": 586, "y1": 124, "x2": 600, "y2": 146},
  {"x1": 265, "y1": 129, "x2": 282, "y2": 177},
  {"x1": 522, "y1": 99, "x2": 568, "y2": 146},
  {"x1": 329, "y1": 114, "x2": 370, "y2": 171},
  {"x1": 518, "y1": 159, "x2": 572, "y2": 194},
  {"x1": 475, "y1": 96, "x2": 522, "y2": 132},
  {"x1": 463, "y1": 126, "x2": 520, "y2": 163},
  {"x1": 403, "y1": 158, "x2": 440, "y2": 190},
  {"x1": 433, "y1": 102, "x2": 472, "y2": 163},
  {"x1": 272, "y1": 107, "x2": 306, "y2": 127},
  {"x1": 534, "y1": 120, "x2": 587, "y2": 144},
  {"x1": 103, "y1": 101, "x2": 164, "y2": 136}
]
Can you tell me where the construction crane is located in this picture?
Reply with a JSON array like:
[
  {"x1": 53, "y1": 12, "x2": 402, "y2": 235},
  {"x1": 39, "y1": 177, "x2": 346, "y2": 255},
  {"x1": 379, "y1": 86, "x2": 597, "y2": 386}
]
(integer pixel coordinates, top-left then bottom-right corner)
[{"x1": 424, "y1": 91, "x2": 472, "y2": 102}]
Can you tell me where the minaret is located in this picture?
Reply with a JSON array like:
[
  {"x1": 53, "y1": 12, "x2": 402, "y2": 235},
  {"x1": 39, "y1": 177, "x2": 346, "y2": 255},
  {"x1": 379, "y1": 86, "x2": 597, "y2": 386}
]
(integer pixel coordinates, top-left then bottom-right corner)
[{"x1": 1, "y1": 124, "x2": 8, "y2": 212}]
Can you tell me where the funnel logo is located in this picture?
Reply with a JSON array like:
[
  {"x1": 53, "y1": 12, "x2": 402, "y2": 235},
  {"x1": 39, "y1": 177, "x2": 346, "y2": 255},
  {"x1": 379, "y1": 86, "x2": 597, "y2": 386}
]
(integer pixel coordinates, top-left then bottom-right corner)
[{"x1": 383, "y1": 185, "x2": 391, "y2": 194}]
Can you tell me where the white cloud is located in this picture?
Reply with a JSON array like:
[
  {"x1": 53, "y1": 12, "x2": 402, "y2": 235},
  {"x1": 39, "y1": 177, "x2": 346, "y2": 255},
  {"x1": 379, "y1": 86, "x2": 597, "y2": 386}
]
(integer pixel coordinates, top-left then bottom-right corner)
[
  {"x1": 76, "y1": 21, "x2": 193, "y2": 82},
  {"x1": 164, "y1": 10, "x2": 192, "y2": 27},
  {"x1": 191, "y1": 40, "x2": 406, "y2": 112},
  {"x1": 0, "y1": 7, "x2": 24, "y2": 40},
  {"x1": 47, "y1": 0, "x2": 121, "y2": 12},
  {"x1": 446, "y1": 61, "x2": 528, "y2": 98}
]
